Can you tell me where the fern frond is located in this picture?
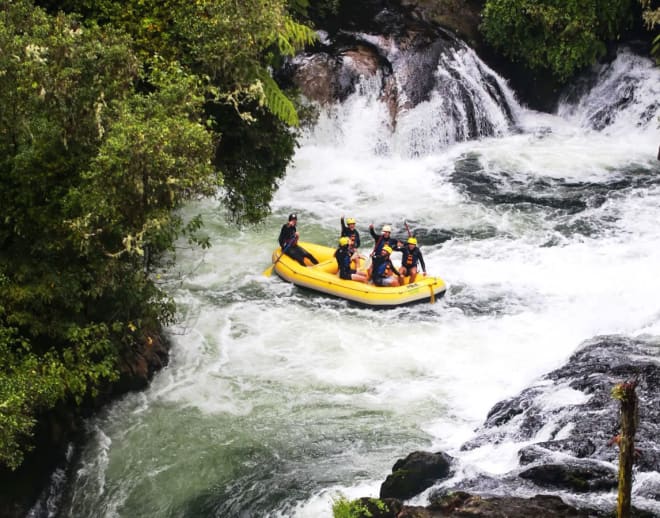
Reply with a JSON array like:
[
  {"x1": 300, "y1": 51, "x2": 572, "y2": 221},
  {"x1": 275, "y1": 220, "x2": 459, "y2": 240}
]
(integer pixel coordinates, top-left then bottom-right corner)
[
  {"x1": 256, "y1": 68, "x2": 299, "y2": 127},
  {"x1": 275, "y1": 18, "x2": 317, "y2": 57},
  {"x1": 652, "y1": 33, "x2": 660, "y2": 63}
]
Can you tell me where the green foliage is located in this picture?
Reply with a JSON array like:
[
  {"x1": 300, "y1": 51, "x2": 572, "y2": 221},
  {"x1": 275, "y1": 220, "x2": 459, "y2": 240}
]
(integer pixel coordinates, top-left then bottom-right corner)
[
  {"x1": 639, "y1": 0, "x2": 660, "y2": 27},
  {"x1": 39, "y1": 0, "x2": 309, "y2": 222},
  {"x1": 1, "y1": 0, "x2": 315, "y2": 471},
  {"x1": 256, "y1": 69, "x2": 300, "y2": 127},
  {"x1": 332, "y1": 496, "x2": 371, "y2": 518},
  {"x1": 653, "y1": 34, "x2": 660, "y2": 61},
  {"x1": 638, "y1": 0, "x2": 660, "y2": 62},
  {"x1": 481, "y1": 0, "x2": 633, "y2": 81},
  {"x1": 0, "y1": 0, "x2": 214, "y2": 469},
  {"x1": 270, "y1": 17, "x2": 318, "y2": 62},
  {"x1": 0, "y1": 326, "x2": 61, "y2": 469},
  {"x1": 211, "y1": 101, "x2": 298, "y2": 224},
  {"x1": 332, "y1": 496, "x2": 387, "y2": 518},
  {"x1": 69, "y1": 58, "x2": 219, "y2": 261},
  {"x1": 44, "y1": 0, "x2": 315, "y2": 123}
]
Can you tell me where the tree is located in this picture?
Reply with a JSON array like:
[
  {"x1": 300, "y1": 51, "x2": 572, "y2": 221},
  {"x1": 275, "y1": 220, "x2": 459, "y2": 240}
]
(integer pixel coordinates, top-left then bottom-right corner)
[
  {"x1": 480, "y1": 0, "x2": 633, "y2": 81},
  {"x1": 0, "y1": 0, "x2": 216, "y2": 469},
  {"x1": 1, "y1": 0, "x2": 320, "y2": 471},
  {"x1": 37, "y1": 0, "x2": 316, "y2": 223},
  {"x1": 611, "y1": 381, "x2": 639, "y2": 518},
  {"x1": 638, "y1": 0, "x2": 660, "y2": 61}
]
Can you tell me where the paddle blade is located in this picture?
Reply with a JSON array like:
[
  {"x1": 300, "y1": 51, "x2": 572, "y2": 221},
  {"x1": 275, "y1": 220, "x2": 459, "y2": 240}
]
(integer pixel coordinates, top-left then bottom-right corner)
[{"x1": 262, "y1": 264, "x2": 275, "y2": 277}]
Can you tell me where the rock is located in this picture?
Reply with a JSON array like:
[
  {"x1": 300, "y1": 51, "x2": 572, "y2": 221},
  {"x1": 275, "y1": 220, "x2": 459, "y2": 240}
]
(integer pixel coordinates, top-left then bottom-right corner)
[
  {"x1": 464, "y1": 336, "x2": 660, "y2": 473},
  {"x1": 281, "y1": 2, "x2": 517, "y2": 136},
  {"x1": 396, "y1": 506, "x2": 439, "y2": 517},
  {"x1": 518, "y1": 462, "x2": 617, "y2": 493},
  {"x1": 400, "y1": 0, "x2": 485, "y2": 49},
  {"x1": 115, "y1": 332, "x2": 169, "y2": 394},
  {"x1": 429, "y1": 491, "x2": 607, "y2": 517},
  {"x1": 380, "y1": 450, "x2": 453, "y2": 500}
]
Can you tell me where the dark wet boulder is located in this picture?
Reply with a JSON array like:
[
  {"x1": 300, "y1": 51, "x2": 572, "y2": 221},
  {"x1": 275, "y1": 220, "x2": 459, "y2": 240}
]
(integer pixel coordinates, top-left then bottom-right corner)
[
  {"x1": 463, "y1": 336, "x2": 660, "y2": 474},
  {"x1": 400, "y1": 0, "x2": 484, "y2": 49},
  {"x1": 518, "y1": 462, "x2": 617, "y2": 493},
  {"x1": 545, "y1": 336, "x2": 660, "y2": 473},
  {"x1": 429, "y1": 491, "x2": 607, "y2": 517},
  {"x1": 357, "y1": 336, "x2": 660, "y2": 516},
  {"x1": 518, "y1": 439, "x2": 598, "y2": 465},
  {"x1": 380, "y1": 451, "x2": 453, "y2": 500},
  {"x1": 283, "y1": 39, "x2": 394, "y2": 106}
]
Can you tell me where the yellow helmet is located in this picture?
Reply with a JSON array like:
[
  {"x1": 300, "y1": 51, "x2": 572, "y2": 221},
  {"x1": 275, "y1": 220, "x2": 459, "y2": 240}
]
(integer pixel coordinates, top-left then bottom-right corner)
[
  {"x1": 339, "y1": 236, "x2": 350, "y2": 246},
  {"x1": 346, "y1": 217, "x2": 356, "y2": 225},
  {"x1": 383, "y1": 245, "x2": 393, "y2": 254},
  {"x1": 407, "y1": 237, "x2": 417, "y2": 245},
  {"x1": 382, "y1": 225, "x2": 392, "y2": 233}
]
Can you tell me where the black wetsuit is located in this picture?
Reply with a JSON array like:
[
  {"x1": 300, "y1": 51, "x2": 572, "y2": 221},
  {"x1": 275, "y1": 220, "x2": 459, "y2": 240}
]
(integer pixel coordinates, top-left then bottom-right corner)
[
  {"x1": 278, "y1": 223, "x2": 319, "y2": 266},
  {"x1": 334, "y1": 245, "x2": 356, "y2": 280},
  {"x1": 401, "y1": 246, "x2": 426, "y2": 273},
  {"x1": 371, "y1": 254, "x2": 400, "y2": 286},
  {"x1": 369, "y1": 227, "x2": 400, "y2": 256},
  {"x1": 340, "y1": 217, "x2": 361, "y2": 251}
]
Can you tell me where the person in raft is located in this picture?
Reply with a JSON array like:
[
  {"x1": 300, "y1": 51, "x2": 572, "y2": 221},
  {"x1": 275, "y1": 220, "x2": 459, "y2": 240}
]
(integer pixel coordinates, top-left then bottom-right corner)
[
  {"x1": 367, "y1": 223, "x2": 402, "y2": 279},
  {"x1": 368, "y1": 223, "x2": 402, "y2": 256},
  {"x1": 371, "y1": 245, "x2": 403, "y2": 287},
  {"x1": 399, "y1": 236, "x2": 426, "y2": 283},
  {"x1": 335, "y1": 236, "x2": 368, "y2": 283},
  {"x1": 278, "y1": 213, "x2": 319, "y2": 266},
  {"x1": 340, "y1": 215, "x2": 362, "y2": 268}
]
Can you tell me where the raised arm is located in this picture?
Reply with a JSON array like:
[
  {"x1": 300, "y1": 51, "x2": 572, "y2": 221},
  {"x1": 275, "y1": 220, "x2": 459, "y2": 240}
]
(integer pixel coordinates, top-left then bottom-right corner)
[{"x1": 417, "y1": 249, "x2": 426, "y2": 273}]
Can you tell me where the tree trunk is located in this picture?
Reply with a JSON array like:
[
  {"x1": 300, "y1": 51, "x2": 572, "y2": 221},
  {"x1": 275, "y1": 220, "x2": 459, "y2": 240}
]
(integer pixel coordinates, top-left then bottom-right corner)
[{"x1": 613, "y1": 381, "x2": 638, "y2": 518}]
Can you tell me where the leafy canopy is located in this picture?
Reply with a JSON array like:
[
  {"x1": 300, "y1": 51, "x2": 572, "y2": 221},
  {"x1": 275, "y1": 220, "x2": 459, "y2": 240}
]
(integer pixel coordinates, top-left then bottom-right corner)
[
  {"x1": 1, "y1": 0, "x2": 319, "y2": 471},
  {"x1": 638, "y1": 0, "x2": 660, "y2": 60},
  {"x1": 0, "y1": 0, "x2": 216, "y2": 469},
  {"x1": 480, "y1": 0, "x2": 633, "y2": 80},
  {"x1": 41, "y1": 0, "x2": 316, "y2": 126}
]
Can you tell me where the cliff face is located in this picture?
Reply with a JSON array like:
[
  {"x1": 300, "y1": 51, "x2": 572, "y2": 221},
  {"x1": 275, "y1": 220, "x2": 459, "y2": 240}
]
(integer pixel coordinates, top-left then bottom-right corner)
[
  {"x1": 281, "y1": 0, "x2": 520, "y2": 146},
  {"x1": 293, "y1": 0, "x2": 564, "y2": 112}
]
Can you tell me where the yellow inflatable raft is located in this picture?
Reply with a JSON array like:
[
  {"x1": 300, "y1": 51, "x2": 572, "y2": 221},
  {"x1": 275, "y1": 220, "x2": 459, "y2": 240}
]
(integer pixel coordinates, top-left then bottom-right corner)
[{"x1": 270, "y1": 242, "x2": 446, "y2": 307}]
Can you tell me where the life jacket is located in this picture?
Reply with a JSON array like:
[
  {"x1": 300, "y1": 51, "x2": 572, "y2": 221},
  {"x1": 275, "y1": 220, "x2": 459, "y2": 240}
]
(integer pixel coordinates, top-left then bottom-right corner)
[
  {"x1": 403, "y1": 248, "x2": 417, "y2": 267},
  {"x1": 374, "y1": 258, "x2": 392, "y2": 278},
  {"x1": 335, "y1": 246, "x2": 352, "y2": 274}
]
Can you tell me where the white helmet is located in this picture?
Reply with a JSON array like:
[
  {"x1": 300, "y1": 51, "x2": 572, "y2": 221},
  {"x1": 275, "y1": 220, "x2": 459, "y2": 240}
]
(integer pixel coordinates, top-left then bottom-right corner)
[{"x1": 382, "y1": 225, "x2": 392, "y2": 233}]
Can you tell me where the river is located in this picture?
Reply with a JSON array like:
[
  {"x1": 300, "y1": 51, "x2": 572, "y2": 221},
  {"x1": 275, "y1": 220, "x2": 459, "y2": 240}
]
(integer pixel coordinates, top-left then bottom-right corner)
[{"x1": 49, "y1": 47, "x2": 660, "y2": 517}]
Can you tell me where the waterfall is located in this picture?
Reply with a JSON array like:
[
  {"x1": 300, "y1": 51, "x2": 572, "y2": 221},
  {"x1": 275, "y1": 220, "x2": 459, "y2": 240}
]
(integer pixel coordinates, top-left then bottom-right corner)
[
  {"x1": 289, "y1": 28, "x2": 520, "y2": 157},
  {"x1": 48, "y1": 42, "x2": 660, "y2": 518},
  {"x1": 392, "y1": 41, "x2": 520, "y2": 156},
  {"x1": 558, "y1": 48, "x2": 660, "y2": 134}
]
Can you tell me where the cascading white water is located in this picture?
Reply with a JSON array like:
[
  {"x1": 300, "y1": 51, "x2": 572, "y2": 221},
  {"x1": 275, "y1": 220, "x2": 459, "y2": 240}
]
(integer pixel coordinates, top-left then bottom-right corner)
[{"x1": 52, "y1": 47, "x2": 660, "y2": 518}]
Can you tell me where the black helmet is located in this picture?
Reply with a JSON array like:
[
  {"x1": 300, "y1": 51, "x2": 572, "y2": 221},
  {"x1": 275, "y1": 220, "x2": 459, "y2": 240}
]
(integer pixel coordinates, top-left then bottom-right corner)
[{"x1": 288, "y1": 213, "x2": 297, "y2": 221}]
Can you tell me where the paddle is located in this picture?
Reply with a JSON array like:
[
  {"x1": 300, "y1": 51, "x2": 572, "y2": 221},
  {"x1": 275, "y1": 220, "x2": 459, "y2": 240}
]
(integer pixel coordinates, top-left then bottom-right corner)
[{"x1": 263, "y1": 239, "x2": 294, "y2": 277}]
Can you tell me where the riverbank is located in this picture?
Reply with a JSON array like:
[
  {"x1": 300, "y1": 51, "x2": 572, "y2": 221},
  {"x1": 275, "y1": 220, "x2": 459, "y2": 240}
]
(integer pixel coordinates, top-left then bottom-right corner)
[{"x1": 0, "y1": 334, "x2": 169, "y2": 518}]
